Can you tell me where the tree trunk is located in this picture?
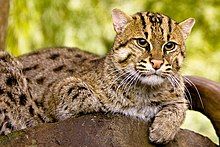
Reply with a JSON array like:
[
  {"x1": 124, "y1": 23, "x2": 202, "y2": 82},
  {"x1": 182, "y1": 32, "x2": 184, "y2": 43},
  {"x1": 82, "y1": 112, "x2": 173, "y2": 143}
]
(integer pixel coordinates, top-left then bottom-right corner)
[
  {"x1": 185, "y1": 76, "x2": 220, "y2": 137},
  {"x1": 0, "y1": 114, "x2": 216, "y2": 147},
  {"x1": 0, "y1": 0, "x2": 10, "y2": 50}
]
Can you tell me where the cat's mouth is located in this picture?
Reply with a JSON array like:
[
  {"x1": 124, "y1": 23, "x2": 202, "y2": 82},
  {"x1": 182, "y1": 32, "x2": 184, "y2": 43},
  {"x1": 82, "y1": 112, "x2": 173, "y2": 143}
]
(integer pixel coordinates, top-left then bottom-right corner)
[
  {"x1": 140, "y1": 73, "x2": 159, "y2": 77},
  {"x1": 139, "y1": 69, "x2": 164, "y2": 77}
]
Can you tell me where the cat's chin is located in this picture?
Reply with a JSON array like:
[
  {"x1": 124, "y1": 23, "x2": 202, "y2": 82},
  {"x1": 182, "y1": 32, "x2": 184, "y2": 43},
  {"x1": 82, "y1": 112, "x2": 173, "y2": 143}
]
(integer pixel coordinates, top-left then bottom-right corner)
[{"x1": 139, "y1": 75, "x2": 164, "y2": 86}]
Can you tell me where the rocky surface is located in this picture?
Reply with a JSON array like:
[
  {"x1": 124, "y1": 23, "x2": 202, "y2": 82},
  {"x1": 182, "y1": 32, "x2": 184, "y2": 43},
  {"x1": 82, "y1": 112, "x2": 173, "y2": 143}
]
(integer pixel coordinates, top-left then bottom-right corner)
[{"x1": 0, "y1": 113, "x2": 217, "y2": 147}]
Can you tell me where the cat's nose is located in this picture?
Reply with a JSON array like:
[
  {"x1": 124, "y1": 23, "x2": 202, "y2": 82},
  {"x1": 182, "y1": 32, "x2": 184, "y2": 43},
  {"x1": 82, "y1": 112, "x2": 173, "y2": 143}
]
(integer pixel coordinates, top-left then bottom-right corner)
[{"x1": 150, "y1": 59, "x2": 164, "y2": 70}]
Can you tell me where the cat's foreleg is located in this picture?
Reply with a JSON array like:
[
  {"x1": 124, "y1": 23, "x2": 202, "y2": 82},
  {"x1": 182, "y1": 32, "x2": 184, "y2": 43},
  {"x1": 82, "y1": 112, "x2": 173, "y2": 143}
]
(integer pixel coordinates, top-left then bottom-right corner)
[{"x1": 149, "y1": 100, "x2": 188, "y2": 144}]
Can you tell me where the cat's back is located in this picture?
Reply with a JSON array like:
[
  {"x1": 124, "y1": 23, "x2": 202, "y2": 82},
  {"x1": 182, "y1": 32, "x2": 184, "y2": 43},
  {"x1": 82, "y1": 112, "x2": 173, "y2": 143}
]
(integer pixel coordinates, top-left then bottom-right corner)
[
  {"x1": 18, "y1": 47, "x2": 99, "y2": 102},
  {"x1": 18, "y1": 47, "x2": 98, "y2": 77}
]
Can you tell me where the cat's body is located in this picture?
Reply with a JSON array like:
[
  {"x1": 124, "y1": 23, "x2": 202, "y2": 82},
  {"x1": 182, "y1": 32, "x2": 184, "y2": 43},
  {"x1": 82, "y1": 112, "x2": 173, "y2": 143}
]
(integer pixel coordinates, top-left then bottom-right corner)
[{"x1": 0, "y1": 9, "x2": 195, "y2": 144}]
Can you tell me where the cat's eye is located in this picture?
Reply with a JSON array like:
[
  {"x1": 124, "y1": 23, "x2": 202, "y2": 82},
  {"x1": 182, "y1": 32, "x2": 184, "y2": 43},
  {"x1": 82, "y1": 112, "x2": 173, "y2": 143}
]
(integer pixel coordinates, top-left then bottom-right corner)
[
  {"x1": 136, "y1": 38, "x2": 150, "y2": 51},
  {"x1": 163, "y1": 42, "x2": 177, "y2": 52}
]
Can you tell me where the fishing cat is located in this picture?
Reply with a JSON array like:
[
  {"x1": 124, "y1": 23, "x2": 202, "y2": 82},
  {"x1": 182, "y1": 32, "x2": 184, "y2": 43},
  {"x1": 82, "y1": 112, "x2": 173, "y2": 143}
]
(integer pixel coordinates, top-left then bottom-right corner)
[{"x1": 0, "y1": 9, "x2": 195, "y2": 144}]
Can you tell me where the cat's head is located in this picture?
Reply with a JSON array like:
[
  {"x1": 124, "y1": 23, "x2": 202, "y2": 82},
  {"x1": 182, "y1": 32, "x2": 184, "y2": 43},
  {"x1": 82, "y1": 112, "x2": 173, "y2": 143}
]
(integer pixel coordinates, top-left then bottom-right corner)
[{"x1": 109, "y1": 9, "x2": 195, "y2": 86}]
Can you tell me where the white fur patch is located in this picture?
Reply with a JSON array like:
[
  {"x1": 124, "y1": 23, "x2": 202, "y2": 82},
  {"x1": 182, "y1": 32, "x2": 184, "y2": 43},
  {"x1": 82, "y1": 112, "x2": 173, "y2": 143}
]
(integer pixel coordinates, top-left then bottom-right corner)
[
  {"x1": 117, "y1": 48, "x2": 130, "y2": 61},
  {"x1": 121, "y1": 106, "x2": 159, "y2": 121},
  {"x1": 139, "y1": 75, "x2": 164, "y2": 86}
]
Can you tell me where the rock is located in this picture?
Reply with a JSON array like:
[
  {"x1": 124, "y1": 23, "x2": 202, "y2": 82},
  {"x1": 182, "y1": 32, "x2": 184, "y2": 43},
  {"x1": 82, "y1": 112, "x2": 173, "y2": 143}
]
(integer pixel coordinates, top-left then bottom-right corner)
[{"x1": 0, "y1": 113, "x2": 216, "y2": 147}]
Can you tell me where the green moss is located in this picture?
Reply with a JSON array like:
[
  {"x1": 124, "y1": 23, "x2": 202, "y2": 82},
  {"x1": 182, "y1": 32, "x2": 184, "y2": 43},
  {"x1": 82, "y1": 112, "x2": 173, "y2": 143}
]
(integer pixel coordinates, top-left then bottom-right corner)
[{"x1": 0, "y1": 131, "x2": 25, "y2": 145}]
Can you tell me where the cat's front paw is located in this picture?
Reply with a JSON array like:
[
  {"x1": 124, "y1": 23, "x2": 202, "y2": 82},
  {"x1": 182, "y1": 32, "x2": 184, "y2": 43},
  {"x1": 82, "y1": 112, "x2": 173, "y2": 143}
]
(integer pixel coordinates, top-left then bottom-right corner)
[{"x1": 149, "y1": 123, "x2": 177, "y2": 144}]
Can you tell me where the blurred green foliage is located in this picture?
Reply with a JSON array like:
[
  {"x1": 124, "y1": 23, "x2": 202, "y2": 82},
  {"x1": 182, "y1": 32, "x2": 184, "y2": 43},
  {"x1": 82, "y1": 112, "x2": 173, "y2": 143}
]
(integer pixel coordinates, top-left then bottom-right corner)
[{"x1": 5, "y1": 0, "x2": 219, "y2": 144}]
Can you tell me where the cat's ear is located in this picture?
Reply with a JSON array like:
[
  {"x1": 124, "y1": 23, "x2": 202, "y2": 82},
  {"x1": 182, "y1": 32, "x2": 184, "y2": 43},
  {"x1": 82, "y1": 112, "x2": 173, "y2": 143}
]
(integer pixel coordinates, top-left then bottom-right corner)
[
  {"x1": 112, "y1": 8, "x2": 132, "y2": 33},
  {"x1": 179, "y1": 18, "x2": 195, "y2": 40}
]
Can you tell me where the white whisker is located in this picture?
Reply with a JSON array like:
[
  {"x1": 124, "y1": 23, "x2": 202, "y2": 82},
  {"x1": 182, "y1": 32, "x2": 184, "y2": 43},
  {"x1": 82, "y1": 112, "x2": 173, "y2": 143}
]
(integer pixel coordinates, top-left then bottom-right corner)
[
  {"x1": 115, "y1": 70, "x2": 133, "y2": 95},
  {"x1": 171, "y1": 75, "x2": 192, "y2": 108},
  {"x1": 125, "y1": 71, "x2": 139, "y2": 93},
  {"x1": 184, "y1": 77, "x2": 204, "y2": 109}
]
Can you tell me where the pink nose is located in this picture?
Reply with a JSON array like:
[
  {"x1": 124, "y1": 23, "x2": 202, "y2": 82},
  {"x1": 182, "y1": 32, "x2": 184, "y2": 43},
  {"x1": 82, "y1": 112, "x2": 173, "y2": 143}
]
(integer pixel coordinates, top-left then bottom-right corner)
[{"x1": 150, "y1": 59, "x2": 164, "y2": 70}]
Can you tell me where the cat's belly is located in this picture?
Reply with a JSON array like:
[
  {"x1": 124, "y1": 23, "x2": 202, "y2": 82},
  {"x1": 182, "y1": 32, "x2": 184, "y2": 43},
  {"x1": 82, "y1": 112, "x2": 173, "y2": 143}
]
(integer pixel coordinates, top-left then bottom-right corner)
[{"x1": 116, "y1": 106, "x2": 160, "y2": 121}]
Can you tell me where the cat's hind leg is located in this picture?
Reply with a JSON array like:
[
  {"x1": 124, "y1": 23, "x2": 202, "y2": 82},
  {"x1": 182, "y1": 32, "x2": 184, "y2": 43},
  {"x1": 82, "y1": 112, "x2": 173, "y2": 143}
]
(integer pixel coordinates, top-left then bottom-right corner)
[
  {"x1": 43, "y1": 76, "x2": 102, "y2": 121},
  {"x1": 0, "y1": 51, "x2": 43, "y2": 134}
]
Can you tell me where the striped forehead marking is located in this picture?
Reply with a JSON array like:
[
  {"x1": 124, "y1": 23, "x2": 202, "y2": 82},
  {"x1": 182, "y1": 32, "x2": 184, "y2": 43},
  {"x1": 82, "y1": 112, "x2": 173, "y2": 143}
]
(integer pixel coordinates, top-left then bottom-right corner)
[{"x1": 134, "y1": 12, "x2": 175, "y2": 41}]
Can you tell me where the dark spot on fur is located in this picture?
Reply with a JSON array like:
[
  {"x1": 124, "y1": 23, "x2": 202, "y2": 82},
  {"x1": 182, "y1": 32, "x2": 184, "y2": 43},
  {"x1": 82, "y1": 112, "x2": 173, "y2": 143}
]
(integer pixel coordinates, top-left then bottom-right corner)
[
  {"x1": 64, "y1": 106, "x2": 68, "y2": 110},
  {"x1": 19, "y1": 94, "x2": 27, "y2": 106},
  {"x1": 25, "y1": 120, "x2": 32, "y2": 127},
  {"x1": 26, "y1": 78, "x2": 31, "y2": 83},
  {"x1": 37, "y1": 114, "x2": 46, "y2": 123},
  {"x1": 49, "y1": 53, "x2": 60, "y2": 60},
  {"x1": 29, "y1": 106, "x2": 35, "y2": 117},
  {"x1": 169, "y1": 88, "x2": 174, "y2": 93},
  {"x1": 4, "y1": 116, "x2": 10, "y2": 121},
  {"x1": 34, "y1": 100, "x2": 43, "y2": 107},
  {"x1": 77, "y1": 112, "x2": 86, "y2": 117},
  {"x1": 0, "y1": 86, "x2": 4, "y2": 95},
  {"x1": 75, "y1": 54, "x2": 82, "y2": 58},
  {"x1": 47, "y1": 82, "x2": 54, "y2": 88},
  {"x1": 98, "y1": 100, "x2": 107, "y2": 110},
  {"x1": 0, "y1": 53, "x2": 9, "y2": 62},
  {"x1": 67, "y1": 69, "x2": 74, "y2": 74},
  {"x1": 167, "y1": 34, "x2": 170, "y2": 41},
  {"x1": 132, "y1": 16, "x2": 137, "y2": 20},
  {"x1": 6, "y1": 76, "x2": 18, "y2": 86},
  {"x1": 7, "y1": 92, "x2": 16, "y2": 104},
  {"x1": 0, "y1": 57, "x2": 7, "y2": 62},
  {"x1": 175, "y1": 59, "x2": 179, "y2": 65},
  {"x1": 138, "y1": 64, "x2": 146, "y2": 68},
  {"x1": 151, "y1": 101, "x2": 161, "y2": 106},
  {"x1": 53, "y1": 65, "x2": 65, "y2": 72},
  {"x1": 68, "y1": 87, "x2": 74, "y2": 96},
  {"x1": 181, "y1": 51, "x2": 185, "y2": 58},
  {"x1": 36, "y1": 77, "x2": 46, "y2": 85},
  {"x1": 6, "y1": 122, "x2": 13, "y2": 129},
  {"x1": 78, "y1": 86, "x2": 87, "y2": 91},
  {"x1": 72, "y1": 93, "x2": 79, "y2": 101},
  {"x1": 23, "y1": 64, "x2": 39, "y2": 72},
  {"x1": 175, "y1": 59, "x2": 180, "y2": 71},
  {"x1": 5, "y1": 101, "x2": 11, "y2": 107},
  {"x1": 140, "y1": 60, "x2": 147, "y2": 63}
]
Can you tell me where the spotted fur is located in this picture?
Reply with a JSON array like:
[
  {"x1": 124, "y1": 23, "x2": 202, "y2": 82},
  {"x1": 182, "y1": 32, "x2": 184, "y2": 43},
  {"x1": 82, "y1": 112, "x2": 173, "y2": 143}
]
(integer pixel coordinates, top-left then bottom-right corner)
[{"x1": 0, "y1": 9, "x2": 195, "y2": 144}]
